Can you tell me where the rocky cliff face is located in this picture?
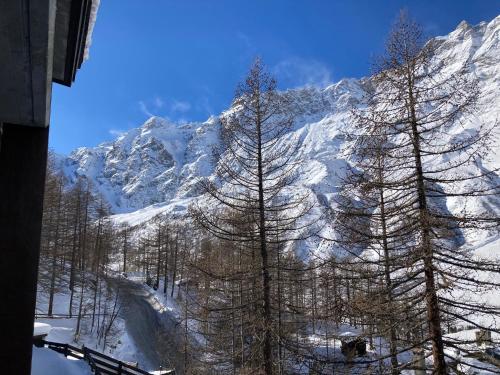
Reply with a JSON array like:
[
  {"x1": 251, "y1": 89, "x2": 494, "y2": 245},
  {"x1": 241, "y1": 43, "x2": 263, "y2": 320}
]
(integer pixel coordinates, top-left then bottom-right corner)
[
  {"x1": 63, "y1": 115, "x2": 220, "y2": 211},
  {"x1": 62, "y1": 16, "x2": 500, "y2": 245}
]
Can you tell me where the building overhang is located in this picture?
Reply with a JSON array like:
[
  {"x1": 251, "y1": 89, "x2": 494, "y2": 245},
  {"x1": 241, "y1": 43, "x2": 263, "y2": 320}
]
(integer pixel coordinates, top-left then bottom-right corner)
[{"x1": 0, "y1": 0, "x2": 99, "y2": 128}]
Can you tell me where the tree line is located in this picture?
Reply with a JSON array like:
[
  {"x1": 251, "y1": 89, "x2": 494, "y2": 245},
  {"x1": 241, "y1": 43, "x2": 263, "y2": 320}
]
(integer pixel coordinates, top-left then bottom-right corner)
[{"x1": 38, "y1": 157, "x2": 120, "y2": 350}]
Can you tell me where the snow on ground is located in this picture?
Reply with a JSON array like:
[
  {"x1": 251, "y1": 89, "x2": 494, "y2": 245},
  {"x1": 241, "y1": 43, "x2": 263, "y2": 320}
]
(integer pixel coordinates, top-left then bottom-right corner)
[
  {"x1": 31, "y1": 347, "x2": 91, "y2": 375},
  {"x1": 285, "y1": 321, "x2": 415, "y2": 374},
  {"x1": 468, "y1": 236, "x2": 500, "y2": 328},
  {"x1": 35, "y1": 272, "x2": 141, "y2": 365},
  {"x1": 296, "y1": 235, "x2": 500, "y2": 373},
  {"x1": 122, "y1": 272, "x2": 181, "y2": 317},
  {"x1": 437, "y1": 236, "x2": 500, "y2": 374},
  {"x1": 33, "y1": 322, "x2": 51, "y2": 337},
  {"x1": 125, "y1": 272, "x2": 207, "y2": 349},
  {"x1": 444, "y1": 329, "x2": 500, "y2": 374},
  {"x1": 144, "y1": 281, "x2": 182, "y2": 319},
  {"x1": 38, "y1": 246, "x2": 496, "y2": 374},
  {"x1": 111, "y1": 197, "x2": 192, "y2": 227}
]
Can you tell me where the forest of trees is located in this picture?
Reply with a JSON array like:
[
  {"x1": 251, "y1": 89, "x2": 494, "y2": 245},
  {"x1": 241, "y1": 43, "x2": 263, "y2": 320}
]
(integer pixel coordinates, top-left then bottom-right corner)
[
  {"x1": 38, "y1": 155, "x2": 121, "y2": 350},
  {"x1": 37, "y1": 12, "x2": 500, "y2": 375},
  {"x1": 184, "y1": 13, "x2": 499, "y2": 374}
]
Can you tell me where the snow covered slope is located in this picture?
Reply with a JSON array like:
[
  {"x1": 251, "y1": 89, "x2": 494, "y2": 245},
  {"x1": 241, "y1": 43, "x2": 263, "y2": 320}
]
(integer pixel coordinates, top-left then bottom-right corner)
[
  {"x1": 63, "y1": 116, "x2": 219, "y2": 211},
  {"x1": 62, "y1": 16, "x2": 500, "y2": 240}
]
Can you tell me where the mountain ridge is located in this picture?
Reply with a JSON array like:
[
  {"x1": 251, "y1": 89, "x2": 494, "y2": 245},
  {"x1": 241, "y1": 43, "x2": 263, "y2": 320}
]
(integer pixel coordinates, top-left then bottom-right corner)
[{"x1": 61, "y1": 16, "x2": 500, "y2": 244}]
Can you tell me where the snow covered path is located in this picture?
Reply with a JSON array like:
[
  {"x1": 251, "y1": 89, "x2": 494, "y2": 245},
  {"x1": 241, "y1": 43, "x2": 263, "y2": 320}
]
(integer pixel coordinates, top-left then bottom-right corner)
[{"x1": 110, "y1": 277, "x2": 185, "y2": 373}]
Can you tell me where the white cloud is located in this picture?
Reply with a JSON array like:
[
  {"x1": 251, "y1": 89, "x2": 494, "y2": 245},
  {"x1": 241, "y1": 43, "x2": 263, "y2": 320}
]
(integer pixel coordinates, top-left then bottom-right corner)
[
  {"x1": 154, "y1": 96, "x2": 164, "y2": 108},
  {"x1": 199, "y1": 96, "x2": 213, "y2": 116},
  {"x1": 194, "y1": 85, "x2": 214, "y2": 117},
  {"x1": 236, "y1": 31, "x2": 255, "y2": 58},
  {"x1": 109, "y1": 128, "x2": 126, "y2": 137},
  {"x1": 273, "y1": 57, "x2": 333, "y2": 88},
  {"x1": 137, "y1": 97, "x2": 193, "y2": 121},
  {"x1": 138, "y1": 100, "x2": 155, "y2": 117},
  {"x1": 170, "y1": 100, "x2": 191, "y2": 113}
]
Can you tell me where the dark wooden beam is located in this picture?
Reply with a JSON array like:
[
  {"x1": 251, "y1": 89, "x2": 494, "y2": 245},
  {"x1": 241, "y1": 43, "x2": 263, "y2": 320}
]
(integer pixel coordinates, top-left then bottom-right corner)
[{"x1": 0, "y1": 123, "x2": 49, "y2": 374}]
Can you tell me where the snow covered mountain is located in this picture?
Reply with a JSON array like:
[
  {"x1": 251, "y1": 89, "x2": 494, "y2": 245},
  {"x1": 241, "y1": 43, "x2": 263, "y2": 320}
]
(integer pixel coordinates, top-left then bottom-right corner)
[
  {"x1": 63, "y1": 115, "x2": 221, "y2": 211},
  {"x1": 62, "y1": 16, "x2": 500, "y2": 237}
]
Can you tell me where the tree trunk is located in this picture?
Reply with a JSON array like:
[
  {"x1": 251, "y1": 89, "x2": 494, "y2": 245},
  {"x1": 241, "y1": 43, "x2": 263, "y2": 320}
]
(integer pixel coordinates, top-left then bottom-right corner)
[
  {"x1": 123, "y1": 226, "x2": 128, "y2": 274},
  {"x1": 163, "y1": 232, "x2": 169, "y2": 295},
  {"x1": 69, "y1": 193, "x2": 81, "y2": 318},
  {"x1": 408, "y1": 80, "x2": 446, "y2": 374},
  {"x1": 378, "y1": 165, "x2": 399, "y2": 374},
  {"x1": 171, "y1": 233, "x2": 179, "y2": 298},
  {"x1": 48, "y1": 181, "x2": 63, "y2": 316},
  {"x1": 256, "y1": 102, "x2": 273, "y2": 375}
]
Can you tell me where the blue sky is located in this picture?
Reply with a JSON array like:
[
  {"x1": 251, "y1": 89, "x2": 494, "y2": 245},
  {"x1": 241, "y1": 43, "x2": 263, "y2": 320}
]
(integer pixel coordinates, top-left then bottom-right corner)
[{"x1": 50, "y1": 0, "x2": 500, "y2": 154}]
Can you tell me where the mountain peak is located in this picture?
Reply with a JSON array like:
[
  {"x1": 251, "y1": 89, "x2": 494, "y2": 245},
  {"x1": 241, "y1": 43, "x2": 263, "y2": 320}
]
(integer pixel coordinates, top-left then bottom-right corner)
[
  {"x1": 456, "y1": 20, "x2": 470, "y2": 31},
  {"x1": 142, "y1": 116, "x2": 171, "y2": 130},
  {"x1": 62, "y1": 16, "x2": 500, "y2": 218}
]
